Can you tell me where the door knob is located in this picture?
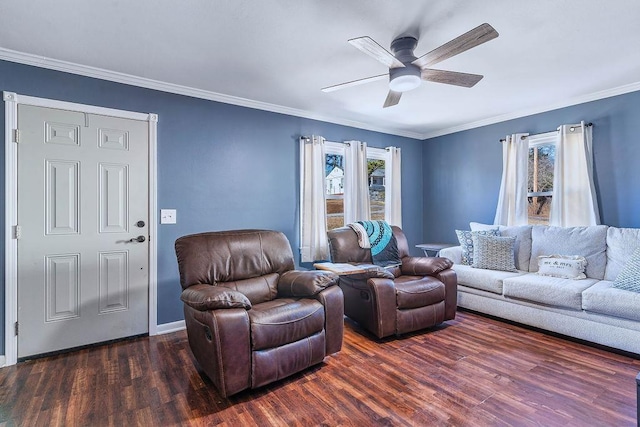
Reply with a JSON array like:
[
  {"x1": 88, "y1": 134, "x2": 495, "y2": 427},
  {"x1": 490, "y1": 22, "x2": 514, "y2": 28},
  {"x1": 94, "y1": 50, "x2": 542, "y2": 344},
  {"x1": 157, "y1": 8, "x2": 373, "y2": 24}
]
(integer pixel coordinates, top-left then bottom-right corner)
[
  {"x1": 129, "y1": 235, "x2": 146, "y2": 243},
  {"x1": 136, "y1": 220, "x2": 145, "y2": 228}
]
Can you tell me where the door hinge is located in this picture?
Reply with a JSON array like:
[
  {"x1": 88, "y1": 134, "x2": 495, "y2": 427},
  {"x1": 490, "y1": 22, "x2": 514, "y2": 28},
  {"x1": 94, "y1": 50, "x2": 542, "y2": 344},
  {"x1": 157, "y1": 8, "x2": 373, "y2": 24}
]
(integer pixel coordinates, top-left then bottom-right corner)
[
  {"x1": 14, "y1": 322, "x2": 18, "y2": 336},
  {"x1": 12, "y1": 129, "x2": 21, "y2": 143},
  {"x1": 14, "y1": 225, "x2": 22, "y2": 239}
]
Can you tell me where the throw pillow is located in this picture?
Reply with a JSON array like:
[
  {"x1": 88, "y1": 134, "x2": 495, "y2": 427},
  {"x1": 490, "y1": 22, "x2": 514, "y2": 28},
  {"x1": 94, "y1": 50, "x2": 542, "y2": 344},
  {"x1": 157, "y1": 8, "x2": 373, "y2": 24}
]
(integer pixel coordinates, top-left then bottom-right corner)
[
  {"x1": 612, "y1": 247, "x2": 640, "y2": 293},
  {"x1": 471, "y1": 234, "x2": 517, "y2": 272},
  {"x1": 455, "y1": 228, "x2": 499, "y2": 265},
  {"x1": 537, "y1": 255, "x2": 587, "y2": 280}
]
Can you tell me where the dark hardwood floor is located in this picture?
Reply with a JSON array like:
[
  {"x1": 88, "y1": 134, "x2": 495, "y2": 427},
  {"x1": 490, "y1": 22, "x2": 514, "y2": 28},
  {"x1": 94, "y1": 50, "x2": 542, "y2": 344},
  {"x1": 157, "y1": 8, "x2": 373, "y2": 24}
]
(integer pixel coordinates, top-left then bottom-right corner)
[{"x1": 1, "y1": 310, "x2": 638, "y2": 426}]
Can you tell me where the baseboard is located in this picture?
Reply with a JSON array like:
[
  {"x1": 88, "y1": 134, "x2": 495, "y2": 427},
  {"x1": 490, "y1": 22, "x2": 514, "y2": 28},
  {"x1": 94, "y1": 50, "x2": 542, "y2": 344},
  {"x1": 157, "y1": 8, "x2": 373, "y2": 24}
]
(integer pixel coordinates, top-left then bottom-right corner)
[
  {"x1": 0, "y1": 355, "x2": 5, "y2": 367},
  {"x1": 155, "y1": 320, "x2": 186, "y2": 335}
]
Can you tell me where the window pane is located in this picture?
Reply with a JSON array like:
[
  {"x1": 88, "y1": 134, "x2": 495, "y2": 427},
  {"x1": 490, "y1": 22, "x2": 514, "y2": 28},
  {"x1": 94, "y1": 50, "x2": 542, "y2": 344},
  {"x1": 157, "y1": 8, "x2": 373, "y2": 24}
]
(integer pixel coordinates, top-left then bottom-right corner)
[
  {"x1": 367, "y1": 158, "x2": 385, "y2": 221},
  {"x1": 325, "y1": 154, "x2": 344, "y2": 229},
  {"x1": 528, "y1": 144, "x2": 555, "y2": 224}
]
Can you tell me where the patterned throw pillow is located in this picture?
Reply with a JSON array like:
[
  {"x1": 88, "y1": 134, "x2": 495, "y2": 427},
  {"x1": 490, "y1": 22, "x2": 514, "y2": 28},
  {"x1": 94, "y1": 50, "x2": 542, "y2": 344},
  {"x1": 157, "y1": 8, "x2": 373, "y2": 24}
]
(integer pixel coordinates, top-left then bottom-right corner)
[
  {"x1": 471, "y1": 234, "x2": 517, "y2": 272},
  {"x1": 455, "y1": 229, "x2": 499, "y2": 265},
  {"x1": 613, "y1": 248, "x2": 640, "y2": 292},
  {"x1": 537, "y1": 255, "x2": 587, "y2": 280}
]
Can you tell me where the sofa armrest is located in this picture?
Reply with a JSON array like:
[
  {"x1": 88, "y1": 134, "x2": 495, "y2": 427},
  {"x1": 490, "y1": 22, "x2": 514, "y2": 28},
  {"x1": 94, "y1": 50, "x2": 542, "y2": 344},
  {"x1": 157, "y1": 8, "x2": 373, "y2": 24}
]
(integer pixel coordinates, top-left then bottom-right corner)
[
  {"x1": 278, "y1": 270, "x2": 339, "y2": 297},
  {"x1": 439, "y1": 246, "x2": 462, "y2": 264},
  {"x1": 400, "y1": 256, "x2": 454, "y2": 276},
  {"x1": 181, "y1": 284, "x2": 251, "y2": 311}
]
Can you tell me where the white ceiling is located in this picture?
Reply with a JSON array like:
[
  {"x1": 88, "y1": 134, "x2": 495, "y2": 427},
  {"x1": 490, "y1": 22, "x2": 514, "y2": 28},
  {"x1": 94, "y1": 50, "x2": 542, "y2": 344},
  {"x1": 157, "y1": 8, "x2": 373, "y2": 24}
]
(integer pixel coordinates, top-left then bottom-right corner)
[{"x1": 1, "y1": 0, "x2": 639, "y2": 139}]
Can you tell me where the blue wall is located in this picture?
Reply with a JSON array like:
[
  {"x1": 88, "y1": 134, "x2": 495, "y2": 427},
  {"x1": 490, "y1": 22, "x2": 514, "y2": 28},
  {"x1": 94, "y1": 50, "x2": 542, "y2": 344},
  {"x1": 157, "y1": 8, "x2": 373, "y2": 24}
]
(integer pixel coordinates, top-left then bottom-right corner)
[
  {"x1": 422, "y1": 90, "x2": 640, "y2": 244},
  {"x1": 0, "y1": 60, "x2": 424, "y2": 354}
]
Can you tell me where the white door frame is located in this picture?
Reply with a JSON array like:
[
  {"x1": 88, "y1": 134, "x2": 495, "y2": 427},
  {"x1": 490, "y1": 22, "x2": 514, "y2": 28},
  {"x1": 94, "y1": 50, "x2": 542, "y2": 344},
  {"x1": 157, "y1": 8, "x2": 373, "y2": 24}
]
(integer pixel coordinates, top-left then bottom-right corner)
[{"x1": 3, "y1": 91, "x2": 159, "y2": 366}]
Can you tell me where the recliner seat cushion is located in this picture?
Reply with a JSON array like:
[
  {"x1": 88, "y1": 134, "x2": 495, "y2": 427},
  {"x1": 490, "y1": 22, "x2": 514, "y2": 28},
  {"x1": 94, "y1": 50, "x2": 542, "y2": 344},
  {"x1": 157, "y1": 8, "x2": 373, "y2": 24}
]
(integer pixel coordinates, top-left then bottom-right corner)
[
  {"x1": 394, "y1": 276, "x2": 445, "y2": 309},
  {"x1": 249, "y1": 299, "x2": 325, "y2": 350}
]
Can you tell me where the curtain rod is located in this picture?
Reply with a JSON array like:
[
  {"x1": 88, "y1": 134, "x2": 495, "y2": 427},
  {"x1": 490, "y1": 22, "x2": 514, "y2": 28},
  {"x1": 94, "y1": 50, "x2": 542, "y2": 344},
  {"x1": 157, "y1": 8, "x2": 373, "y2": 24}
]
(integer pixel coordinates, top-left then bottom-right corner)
[
  {"x1": 499, "y1": 123, "x2": 592, "y2": 142},
  {"x1": 300, "y1": 136, "x2": 351, "y2": 146}
]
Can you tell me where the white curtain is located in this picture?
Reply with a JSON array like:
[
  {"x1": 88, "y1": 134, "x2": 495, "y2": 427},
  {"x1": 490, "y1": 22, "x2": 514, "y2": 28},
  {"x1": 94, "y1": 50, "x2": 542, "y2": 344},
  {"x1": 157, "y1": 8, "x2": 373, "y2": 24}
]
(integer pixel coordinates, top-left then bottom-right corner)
[
  {"x1": 494, "y1": 133, "x2": 529, "y2": 226},
  {"x1": 300, "y1": 136, "x2": 329, "y2": 262},
  {"x1": 343, "y1": 140, "x2": 371, "y2": 224},
  {"x1": 385, "y1": 146, "x2": 402, "y2": 227},
  {"x1": 549, "y1": 122, "x2": 600, "y2": 226}
]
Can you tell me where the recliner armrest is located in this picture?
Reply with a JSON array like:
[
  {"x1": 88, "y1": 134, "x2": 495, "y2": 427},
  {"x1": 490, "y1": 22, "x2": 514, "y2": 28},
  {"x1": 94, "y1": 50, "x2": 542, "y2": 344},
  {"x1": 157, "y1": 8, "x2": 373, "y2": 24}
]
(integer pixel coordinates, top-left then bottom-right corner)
[
  {"x1": 278, "y1": 270, "x2": 339, "y2": 297},
  {"x1": 181, "y1": 284, "x2": 251, "y2": 311},
  {"x1": 401, "y1": 256, "x2": 454, "y2": 276}
]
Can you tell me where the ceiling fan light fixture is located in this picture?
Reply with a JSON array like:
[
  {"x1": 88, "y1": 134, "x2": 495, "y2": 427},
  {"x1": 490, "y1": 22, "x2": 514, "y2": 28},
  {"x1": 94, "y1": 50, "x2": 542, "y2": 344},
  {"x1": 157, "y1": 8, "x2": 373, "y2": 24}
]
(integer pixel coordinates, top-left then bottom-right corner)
[{"x1": 389, "y1": 74, "x2": 421, "y2": 92}]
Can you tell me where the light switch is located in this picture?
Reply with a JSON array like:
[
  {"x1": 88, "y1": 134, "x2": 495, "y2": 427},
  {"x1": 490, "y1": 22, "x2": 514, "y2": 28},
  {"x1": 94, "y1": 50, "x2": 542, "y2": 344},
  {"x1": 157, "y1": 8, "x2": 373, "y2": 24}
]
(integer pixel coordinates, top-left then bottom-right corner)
[{"x1": 160, "y1": 209, "x2": 177, "y2": 224}]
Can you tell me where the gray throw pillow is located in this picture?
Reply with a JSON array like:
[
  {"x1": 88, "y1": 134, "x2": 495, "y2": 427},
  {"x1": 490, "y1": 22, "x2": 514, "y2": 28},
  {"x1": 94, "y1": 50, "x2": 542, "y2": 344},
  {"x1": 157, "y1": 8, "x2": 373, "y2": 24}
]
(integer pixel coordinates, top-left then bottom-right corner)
[
  {"x1": 455, "y1": 228, "x2": 499, "y2": 265},
  {"x1": 613, "y1": 247, "x2": 640, "y2": 293},
  {"x1": 471, "y1": 234, "x2": 517, "y2": 272}
]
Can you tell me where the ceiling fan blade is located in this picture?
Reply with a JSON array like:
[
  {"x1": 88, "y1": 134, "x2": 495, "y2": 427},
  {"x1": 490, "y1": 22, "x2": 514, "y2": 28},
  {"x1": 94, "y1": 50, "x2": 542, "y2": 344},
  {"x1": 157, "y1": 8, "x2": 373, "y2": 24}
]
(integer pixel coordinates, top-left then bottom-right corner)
[
  {"x1": 412, "y1": 23, "x2": 499, "y2": 69},
  {"x1": 348, "y1": 36, "x2": 405, "y2": 69},
  {"x1": 322, "y1": 74, "x2": 388, "y2": 93},
  {"x1": 383, "y1": 90, "x2": 402, "y2": 108},
  {"x1": 421, "y1": 69, "x2": 484, "y2": 87}
]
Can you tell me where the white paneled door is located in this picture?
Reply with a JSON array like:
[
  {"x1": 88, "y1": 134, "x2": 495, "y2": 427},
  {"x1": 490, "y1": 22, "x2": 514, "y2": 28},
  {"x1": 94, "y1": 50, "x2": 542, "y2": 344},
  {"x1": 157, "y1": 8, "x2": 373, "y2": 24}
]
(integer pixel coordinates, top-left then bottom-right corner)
[{"x1": 17, "y1": 105, "x2": 149, "y2": 358}]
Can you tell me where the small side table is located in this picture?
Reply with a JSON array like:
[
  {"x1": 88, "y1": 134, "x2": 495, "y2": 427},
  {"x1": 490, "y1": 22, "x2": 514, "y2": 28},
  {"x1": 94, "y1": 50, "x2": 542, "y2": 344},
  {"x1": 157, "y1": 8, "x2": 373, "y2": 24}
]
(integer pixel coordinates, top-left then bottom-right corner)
[{"x1": 416, "y1": 243, "x2": 455, "y2": 257}]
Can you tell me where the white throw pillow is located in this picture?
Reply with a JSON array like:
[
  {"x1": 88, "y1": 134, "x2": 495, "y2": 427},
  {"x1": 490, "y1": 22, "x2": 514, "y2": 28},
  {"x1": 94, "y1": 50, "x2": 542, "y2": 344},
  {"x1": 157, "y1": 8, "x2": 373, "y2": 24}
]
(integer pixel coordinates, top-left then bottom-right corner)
[{"x1": 537, "y1": 255, "x2": 587, "y2": 280}]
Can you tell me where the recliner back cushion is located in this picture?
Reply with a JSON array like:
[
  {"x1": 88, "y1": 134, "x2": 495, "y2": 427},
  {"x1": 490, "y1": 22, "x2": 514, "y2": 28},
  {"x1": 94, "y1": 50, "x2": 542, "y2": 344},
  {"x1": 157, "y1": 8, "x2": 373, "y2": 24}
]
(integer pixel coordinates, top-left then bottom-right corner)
[
  {"x1": 175, "y1": 229, "x2": 295, "y2": 290},
  {"x1": 219, "y1": 273, "x2": 279, "y2": 305},
  {"x1": 328, "y1": 225, "x2": 409, "y2": 262},
  {"x1": 528, "y1": 225, "x2": 608, "y2": 279}
]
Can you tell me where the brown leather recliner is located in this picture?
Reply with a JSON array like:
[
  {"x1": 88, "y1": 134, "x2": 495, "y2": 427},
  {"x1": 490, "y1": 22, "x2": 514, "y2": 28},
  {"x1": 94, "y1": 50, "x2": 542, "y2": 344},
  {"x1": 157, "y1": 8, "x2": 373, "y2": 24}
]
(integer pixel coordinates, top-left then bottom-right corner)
[
  {"x1": 327, "y1": 226, "x2": 457, "y2": 339},
  {"x1": 175, "y1": 229, "x2": 344, "y2": 397}
]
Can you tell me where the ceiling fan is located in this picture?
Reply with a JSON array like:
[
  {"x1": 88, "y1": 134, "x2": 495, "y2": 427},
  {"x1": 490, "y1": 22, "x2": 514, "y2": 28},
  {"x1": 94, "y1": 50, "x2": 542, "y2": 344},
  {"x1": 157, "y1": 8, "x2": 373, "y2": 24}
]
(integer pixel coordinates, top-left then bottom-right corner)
[{"x1": 322, "y1": 23, "x2": 499, "y2": 108}]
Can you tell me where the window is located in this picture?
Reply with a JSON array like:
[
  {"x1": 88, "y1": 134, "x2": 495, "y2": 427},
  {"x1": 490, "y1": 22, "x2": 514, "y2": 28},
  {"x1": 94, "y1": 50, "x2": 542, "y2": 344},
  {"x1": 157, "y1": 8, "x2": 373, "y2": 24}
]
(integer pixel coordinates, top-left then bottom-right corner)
[
  {"x1": 527, "y1": 132, "x2": 556, "y2": 225},
  {"x1": 367, "y1": 148, "x2": 386, "y2": 222},
  {"x1": 321, "y1": 143, "x2": 394, "y2": 230},
  {"x1": 324, "y1": 143, "x2": 345, "y2": 230},
  {"x1": 300, "y1": 137, "x2": 401, "y2": 261}
]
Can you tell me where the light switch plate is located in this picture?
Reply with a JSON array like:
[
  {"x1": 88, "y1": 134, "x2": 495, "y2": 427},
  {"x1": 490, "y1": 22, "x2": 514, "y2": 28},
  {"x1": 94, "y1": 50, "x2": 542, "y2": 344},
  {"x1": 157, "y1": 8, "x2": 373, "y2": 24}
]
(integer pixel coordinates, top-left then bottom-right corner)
[{"x1": 160, "y1": 209, "x2": 177, "y2": 224}]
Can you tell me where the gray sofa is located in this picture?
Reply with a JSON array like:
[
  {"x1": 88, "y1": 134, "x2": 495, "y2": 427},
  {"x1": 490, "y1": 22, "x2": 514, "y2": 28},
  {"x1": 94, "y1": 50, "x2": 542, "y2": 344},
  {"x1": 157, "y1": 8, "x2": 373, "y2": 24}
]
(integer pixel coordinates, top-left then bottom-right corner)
[{"x1": 440, "y1": 223, "x2": 640, "y2": 354}]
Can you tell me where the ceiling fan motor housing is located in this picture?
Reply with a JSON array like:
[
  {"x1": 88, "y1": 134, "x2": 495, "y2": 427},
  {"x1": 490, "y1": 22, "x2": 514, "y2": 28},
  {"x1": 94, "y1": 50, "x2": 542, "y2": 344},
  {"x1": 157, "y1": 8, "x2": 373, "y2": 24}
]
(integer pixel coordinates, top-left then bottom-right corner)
[{"x1": 389, "y1": 36, "x2": 421, "y2": 92}]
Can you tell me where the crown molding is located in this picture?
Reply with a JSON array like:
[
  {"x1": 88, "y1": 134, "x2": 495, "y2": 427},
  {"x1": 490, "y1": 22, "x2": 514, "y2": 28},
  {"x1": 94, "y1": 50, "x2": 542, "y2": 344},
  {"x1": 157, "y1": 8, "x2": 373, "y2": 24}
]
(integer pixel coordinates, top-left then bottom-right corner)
[
  {"x1": 0, "y1": 48, "x2": 424, "y2": 140},
  {"x1": 2, "y1": 47, "x2": 638, "y2": 142},
  {"x1": 419, "y1": 81, "x2": 640, "y2": 140}
]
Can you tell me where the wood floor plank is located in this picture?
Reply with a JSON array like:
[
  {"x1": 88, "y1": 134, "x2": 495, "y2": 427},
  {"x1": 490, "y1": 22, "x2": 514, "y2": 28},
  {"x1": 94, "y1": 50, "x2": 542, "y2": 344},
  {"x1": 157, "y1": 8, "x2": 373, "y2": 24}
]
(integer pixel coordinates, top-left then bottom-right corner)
[{"x1": 0, "y1": 310, "x2": 637, "y2": 426}]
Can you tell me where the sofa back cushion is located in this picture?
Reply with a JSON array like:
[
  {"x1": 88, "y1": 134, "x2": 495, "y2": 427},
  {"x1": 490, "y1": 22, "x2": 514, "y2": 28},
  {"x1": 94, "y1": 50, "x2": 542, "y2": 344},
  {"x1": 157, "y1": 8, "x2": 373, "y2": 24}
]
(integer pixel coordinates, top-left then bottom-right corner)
[
  {"x1": 175, "y1": 230, "x2": 295, "y2": 296},
  {"x1": 470, "y1": 222, "x2": 532, "y2": 271},
  {"x1": 604, "y1": 227, "x2": 640, "y2": 281},
  {"x1": 528, "y1": 225, "x2": 608, "y2": 279}
]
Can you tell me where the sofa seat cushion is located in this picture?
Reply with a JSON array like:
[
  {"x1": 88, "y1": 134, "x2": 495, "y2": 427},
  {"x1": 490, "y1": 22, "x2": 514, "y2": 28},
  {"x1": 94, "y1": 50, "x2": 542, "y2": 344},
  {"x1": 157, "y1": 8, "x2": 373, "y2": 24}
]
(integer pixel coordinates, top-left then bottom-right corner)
[
  {"x1": 582, "y1": 280, "x2": 640, "y2": 322},
  {"x1": 249, "y1": 298, "x2": 324, "y2": 350},
  {"x1": 503, "y1": 274, "x2": 598, "y2": 310},
  {"x1": 453, "y1": 264, "x2": 525, "y2": 294},
  {"x1": 394, "y1": 275, "x2": 445, "y2": 309}
]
